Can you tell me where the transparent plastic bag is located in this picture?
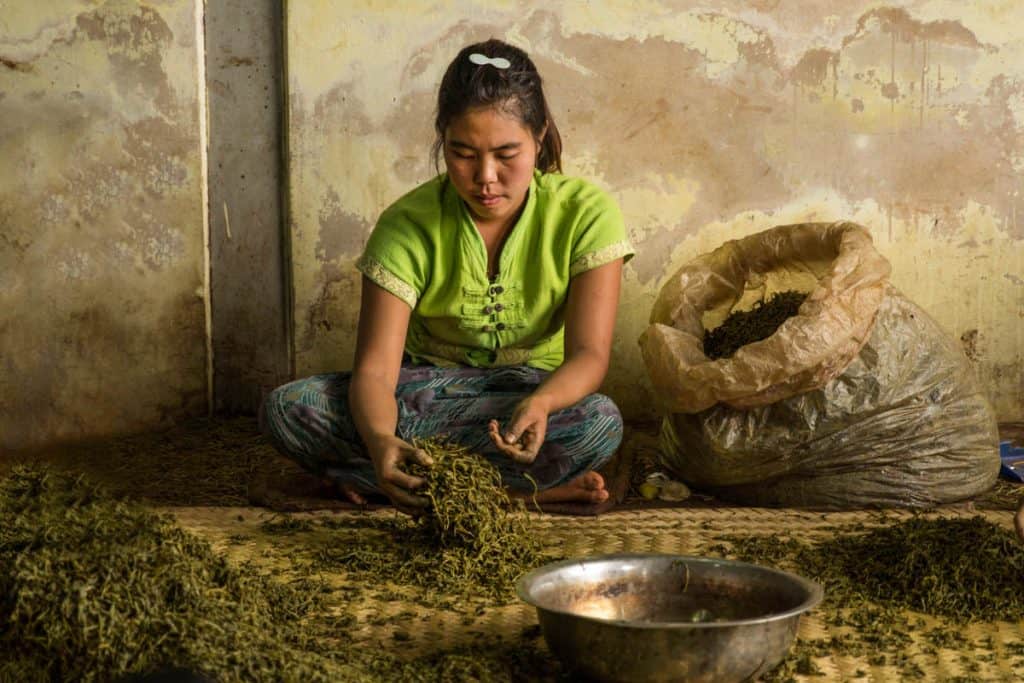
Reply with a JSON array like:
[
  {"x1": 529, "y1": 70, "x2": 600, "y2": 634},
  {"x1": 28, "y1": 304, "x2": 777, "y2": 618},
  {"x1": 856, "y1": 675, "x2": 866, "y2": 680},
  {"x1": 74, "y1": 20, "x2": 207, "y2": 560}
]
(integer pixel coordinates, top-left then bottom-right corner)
[
  {"x1": 640, "y1": 222, "x2": 891, "y2": 413},
  {"x1": 640, "y1": 223, "x2": 999, "y2": 508}
]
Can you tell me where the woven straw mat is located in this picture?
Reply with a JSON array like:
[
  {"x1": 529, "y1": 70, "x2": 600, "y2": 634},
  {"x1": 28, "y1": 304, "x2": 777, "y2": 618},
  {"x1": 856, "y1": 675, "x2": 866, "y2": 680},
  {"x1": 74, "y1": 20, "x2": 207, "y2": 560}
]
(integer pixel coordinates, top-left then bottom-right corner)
[{"x1": 169, "y1": 505, "x2": 1024, "y2": 682}]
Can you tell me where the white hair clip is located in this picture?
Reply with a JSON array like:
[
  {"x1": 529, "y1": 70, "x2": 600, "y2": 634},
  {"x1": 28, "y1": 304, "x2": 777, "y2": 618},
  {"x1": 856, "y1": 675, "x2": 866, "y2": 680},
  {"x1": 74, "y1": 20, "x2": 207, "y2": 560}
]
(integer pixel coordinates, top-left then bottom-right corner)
[{"x1": 469, "y1": 52, "x2": 511, "y2": 69}]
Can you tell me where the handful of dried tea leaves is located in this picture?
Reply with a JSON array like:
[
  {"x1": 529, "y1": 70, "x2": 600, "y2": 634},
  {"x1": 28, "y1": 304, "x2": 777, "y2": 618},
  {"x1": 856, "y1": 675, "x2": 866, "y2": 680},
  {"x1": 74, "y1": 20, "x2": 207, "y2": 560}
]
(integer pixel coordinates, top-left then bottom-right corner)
[
  {"x1": 319, "y1": 438, "x2": 546, "y2": 603},
  {"x1": 703, "y1": 290, "x2": 807, "y2": 360}
]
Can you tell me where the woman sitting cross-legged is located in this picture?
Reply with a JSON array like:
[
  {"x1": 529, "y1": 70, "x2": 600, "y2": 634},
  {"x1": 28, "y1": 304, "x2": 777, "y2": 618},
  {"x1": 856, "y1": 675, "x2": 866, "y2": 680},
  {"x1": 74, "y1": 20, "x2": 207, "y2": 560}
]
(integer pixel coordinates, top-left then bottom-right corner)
[{"x1": 261, "y1": 39, "x2": 635, "y2": 515}]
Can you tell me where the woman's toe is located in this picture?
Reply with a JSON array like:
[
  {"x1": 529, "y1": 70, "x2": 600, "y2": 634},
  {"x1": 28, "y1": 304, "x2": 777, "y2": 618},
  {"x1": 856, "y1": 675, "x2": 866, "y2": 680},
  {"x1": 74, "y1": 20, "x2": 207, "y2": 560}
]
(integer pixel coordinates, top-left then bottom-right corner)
[
  {"x1": 576, "y1": 471, "x2": 604, "y2": 491},
  {"x1": 339, "y1": 484, "x2": 366, "y2": 505}
]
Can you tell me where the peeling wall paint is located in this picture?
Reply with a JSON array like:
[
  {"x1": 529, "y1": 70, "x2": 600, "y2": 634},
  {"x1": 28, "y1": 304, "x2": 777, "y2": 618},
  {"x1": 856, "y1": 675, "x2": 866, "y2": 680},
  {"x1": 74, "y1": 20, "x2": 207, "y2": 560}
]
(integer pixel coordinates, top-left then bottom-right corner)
[
  {"x1": 286, "y1": 1, "x2": 1023, "y2": 420},
  {"x1": 0, "y1": 1, "x2": 208, "y2": 451}
]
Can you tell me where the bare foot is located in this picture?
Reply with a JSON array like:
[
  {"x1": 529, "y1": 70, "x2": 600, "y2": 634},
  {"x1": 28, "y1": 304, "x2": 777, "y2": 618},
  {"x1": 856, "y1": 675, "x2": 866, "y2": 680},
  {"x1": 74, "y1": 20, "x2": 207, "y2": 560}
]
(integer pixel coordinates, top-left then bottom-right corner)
[
  {"x1": 337, "y1": 482, "x2": 367, "y2": 505},
  {"x1": 513, "y1": 471, "x2": 609, "y2": 505}
]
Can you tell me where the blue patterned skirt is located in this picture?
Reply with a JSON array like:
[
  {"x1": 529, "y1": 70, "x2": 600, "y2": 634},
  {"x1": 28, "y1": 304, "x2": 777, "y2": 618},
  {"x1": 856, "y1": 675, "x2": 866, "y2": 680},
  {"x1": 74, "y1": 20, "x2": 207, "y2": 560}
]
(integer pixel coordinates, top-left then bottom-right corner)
[{"x1": 260, "y1": 364, "x2": 624, "y2": 494}]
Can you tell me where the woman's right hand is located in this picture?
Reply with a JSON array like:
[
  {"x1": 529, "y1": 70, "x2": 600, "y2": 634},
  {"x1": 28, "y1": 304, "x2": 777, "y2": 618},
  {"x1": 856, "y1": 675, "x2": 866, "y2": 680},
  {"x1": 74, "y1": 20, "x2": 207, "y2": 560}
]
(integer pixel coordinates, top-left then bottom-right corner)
[{"x1": 366, "y1": 434, "x2": 433, "y2": 515}]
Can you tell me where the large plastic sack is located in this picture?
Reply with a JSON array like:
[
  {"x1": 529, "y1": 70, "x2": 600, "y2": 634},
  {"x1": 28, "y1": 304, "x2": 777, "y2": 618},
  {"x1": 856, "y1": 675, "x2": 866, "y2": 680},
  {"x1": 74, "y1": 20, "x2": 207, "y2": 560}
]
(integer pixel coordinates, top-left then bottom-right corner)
[
  {"x1": 640, "y1": 222, "x2": 892, "y2": 412},
  {"x1": 639, "y1": 222, "x2": 1000, "y2": 508}
]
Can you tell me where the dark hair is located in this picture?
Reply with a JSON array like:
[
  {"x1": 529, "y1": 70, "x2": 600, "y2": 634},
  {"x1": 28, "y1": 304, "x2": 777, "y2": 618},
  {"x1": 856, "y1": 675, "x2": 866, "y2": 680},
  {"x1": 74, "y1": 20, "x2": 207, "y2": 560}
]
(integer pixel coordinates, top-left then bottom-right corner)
[{"x1": 432, "y1": 39, "x2": 562, "y2": 174}]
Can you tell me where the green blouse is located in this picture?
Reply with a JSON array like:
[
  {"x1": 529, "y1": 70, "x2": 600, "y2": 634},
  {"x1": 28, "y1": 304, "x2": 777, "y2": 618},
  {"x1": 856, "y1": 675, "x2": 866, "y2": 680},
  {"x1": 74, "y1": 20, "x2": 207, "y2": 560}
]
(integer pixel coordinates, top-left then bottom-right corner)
[{"x1": 355, "y1": 170, "x2": 635, "y2": 370}]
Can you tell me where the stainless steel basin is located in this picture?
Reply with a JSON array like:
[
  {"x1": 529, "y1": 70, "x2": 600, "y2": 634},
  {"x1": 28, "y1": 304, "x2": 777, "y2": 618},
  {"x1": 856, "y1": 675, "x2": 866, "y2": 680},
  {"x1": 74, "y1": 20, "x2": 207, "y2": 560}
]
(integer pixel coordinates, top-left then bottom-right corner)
[{"x1": 516, "y1": 553, "x2": 823, "y2": 682}]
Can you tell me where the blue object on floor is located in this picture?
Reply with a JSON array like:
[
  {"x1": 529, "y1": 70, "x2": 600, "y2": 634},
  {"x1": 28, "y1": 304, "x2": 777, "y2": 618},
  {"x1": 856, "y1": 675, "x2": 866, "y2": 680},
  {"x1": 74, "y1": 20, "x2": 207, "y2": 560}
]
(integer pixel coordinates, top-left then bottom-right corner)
[{"x1": 999, "y1": 441, "x2": 1024, "y2": 483}]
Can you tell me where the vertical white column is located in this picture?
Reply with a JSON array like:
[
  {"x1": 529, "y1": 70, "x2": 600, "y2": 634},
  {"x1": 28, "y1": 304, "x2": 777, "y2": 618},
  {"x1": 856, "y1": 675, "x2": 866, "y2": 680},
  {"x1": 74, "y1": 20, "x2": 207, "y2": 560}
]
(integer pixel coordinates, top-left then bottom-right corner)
[{"x1": 195, "y1": 0, "x2": 214, "y2": 416}]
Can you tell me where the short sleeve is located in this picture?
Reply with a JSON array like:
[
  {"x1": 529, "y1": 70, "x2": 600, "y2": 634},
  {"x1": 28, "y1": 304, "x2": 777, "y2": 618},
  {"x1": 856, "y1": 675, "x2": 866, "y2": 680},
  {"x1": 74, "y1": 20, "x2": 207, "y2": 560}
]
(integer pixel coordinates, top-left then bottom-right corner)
[
  {"x1": 568, "y1": 188, "x2": 636, "y2": 278},
  {"x1": 355, "y1": 202, "x2": 432, "y2": 309}
]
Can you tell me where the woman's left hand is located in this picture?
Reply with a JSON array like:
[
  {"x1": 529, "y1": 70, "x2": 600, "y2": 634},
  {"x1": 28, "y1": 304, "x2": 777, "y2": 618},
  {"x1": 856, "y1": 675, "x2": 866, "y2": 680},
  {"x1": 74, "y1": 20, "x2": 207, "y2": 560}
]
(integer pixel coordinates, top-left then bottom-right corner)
[{"x1": 489, "y1": 396, "x2": 550, "y2": 465}]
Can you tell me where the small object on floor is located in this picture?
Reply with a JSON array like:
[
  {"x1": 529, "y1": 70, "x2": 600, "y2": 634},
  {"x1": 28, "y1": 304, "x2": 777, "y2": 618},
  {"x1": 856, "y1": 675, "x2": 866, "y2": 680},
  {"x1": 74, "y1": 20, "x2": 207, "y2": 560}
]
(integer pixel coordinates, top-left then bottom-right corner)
[
  {"x1": 639, "y1": 480, "x2": 660, "y2": 500},
  {"x1": 660, "y1": 480, "x2": 691, "y2": 502},
  {"x1": 642, "y1": 472, "x2": 692, "y2": 502},
  {"x1": 999, "y1": 441, "x2": 1024, "y2": 483},
  {"x1": 689, "y1": 608, "x2": 714, "y2": 623}
]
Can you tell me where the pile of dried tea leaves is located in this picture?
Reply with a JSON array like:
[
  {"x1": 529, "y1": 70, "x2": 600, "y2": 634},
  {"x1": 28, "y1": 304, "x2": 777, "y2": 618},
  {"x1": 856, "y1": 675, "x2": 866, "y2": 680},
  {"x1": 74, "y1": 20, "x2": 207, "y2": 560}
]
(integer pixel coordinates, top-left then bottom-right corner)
[
  {"x1": 0, "y1": 465, "x2": 345, "y2": 682},
  {"x1": 0, "y1": 464, "x2": 567, "y2": 682},
  {"x1": 723, "y1": 516, "x2": 1024, "y2": 622},
  {"x1": 703, "y1": 290, "x2": 807, "y2": 360},
  {"x1": 713, "y1": 515, "x2": 1024, "y2": 682},
  {"x1": 815, "y1": 516, "x2": 1024, "y2": 622},
  {"x1": 316, "y1": 438, "x2": 546, "y2": 604}
]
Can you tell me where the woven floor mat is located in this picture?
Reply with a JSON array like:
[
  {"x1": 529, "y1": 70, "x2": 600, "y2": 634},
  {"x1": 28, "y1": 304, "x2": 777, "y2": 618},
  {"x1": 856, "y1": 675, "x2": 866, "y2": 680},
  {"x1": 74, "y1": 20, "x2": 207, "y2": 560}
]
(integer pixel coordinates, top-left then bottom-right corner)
[{"x1": 168, "y1": 505, "x2": 1023, "y2": 682}]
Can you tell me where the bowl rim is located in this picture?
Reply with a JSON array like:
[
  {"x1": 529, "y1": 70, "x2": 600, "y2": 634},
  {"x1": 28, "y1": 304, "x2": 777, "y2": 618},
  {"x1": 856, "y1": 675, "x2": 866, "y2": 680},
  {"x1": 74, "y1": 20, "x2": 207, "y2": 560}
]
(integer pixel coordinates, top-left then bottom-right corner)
[{"x1": 515, "y1": 552, "x2": 824, "y2": 630}]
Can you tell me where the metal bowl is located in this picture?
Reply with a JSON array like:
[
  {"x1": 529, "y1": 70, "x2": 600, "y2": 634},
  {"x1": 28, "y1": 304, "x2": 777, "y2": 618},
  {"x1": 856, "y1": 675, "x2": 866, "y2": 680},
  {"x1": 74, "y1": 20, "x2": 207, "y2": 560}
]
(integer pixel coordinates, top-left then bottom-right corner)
[{"x1": 516, "y1": 553, "x2": 823, "y2": 683}]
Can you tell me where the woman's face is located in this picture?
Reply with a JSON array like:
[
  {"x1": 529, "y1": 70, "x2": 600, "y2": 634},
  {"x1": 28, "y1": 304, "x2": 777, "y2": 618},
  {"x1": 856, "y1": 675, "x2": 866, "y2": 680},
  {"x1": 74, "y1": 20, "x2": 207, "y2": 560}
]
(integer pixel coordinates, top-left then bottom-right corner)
[{"x1": 443, "y1": 105, "x2": 540, "y2": 228}]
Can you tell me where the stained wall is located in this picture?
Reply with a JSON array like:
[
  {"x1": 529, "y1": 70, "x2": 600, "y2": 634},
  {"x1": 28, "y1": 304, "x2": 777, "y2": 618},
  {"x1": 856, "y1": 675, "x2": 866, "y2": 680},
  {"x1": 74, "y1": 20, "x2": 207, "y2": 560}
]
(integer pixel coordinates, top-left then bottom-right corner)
[
  {"x1": 0, "y1": 1, "x2": 208, "y2": 450},
  {"x1": 285, "y1": 1, "x2": 1024, "y2": 421}
]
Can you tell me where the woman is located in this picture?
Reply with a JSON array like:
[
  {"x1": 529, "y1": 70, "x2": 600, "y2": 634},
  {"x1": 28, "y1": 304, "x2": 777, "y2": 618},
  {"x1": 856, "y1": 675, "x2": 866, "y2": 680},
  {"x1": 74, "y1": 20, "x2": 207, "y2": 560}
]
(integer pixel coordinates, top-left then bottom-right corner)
[{"x1": 262, "y1": 39, "x2": 635, "y2": 514}]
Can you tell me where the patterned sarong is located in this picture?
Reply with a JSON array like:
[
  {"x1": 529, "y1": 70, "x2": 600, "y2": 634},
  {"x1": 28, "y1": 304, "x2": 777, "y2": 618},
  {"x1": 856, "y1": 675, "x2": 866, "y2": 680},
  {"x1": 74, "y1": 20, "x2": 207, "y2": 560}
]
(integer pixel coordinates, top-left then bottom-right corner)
[{"x1": 260, "y1": 364, "x2": 623, "y2": 494}]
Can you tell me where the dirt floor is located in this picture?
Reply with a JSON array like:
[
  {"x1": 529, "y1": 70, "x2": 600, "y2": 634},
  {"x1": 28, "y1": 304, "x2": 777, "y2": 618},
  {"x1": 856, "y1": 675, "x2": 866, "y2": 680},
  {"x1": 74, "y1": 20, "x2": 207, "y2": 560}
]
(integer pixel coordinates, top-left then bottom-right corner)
[{"x1": 3, "y1": 418, "x2": 1024, "y2": 681}]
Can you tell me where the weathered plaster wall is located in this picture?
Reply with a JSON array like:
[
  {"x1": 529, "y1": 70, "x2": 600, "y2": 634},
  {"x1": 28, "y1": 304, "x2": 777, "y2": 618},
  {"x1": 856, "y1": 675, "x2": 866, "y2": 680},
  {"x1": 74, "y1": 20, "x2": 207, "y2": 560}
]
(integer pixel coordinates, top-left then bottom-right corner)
[
  {"x1": 286, "y1": 1, "x2": 1024, "y2": 420},
  {"x1": 0, "y1": 1, "x2": 208, "y2": 451}
]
